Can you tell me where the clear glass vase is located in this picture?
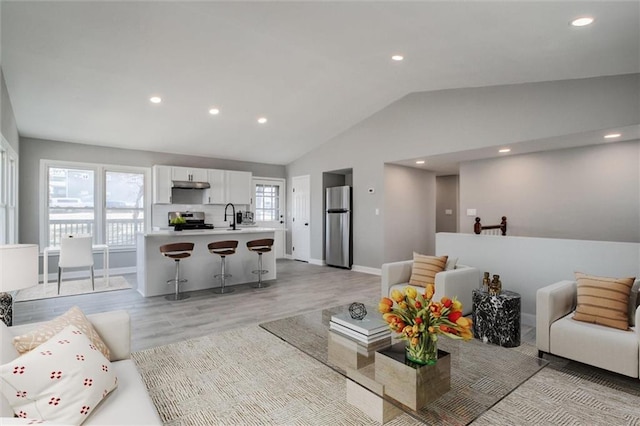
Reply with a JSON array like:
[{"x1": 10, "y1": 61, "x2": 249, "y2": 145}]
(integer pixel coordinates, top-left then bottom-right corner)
[{"x1": 405, "y1": 333, "x2": 438, "y2": 365}]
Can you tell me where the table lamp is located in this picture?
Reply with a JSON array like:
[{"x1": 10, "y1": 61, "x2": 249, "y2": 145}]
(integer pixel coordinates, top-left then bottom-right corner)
[{"x1": 0, "y1": 244, "x2": 38, "y2": 326}]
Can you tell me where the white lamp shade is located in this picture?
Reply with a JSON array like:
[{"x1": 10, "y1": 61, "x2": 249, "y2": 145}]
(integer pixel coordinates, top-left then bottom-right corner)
[{"x1": 0, "y1": 244, "x2": 39, "y2": 292}]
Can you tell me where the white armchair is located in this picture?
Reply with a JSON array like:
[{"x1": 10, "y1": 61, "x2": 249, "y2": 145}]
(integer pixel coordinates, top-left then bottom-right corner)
[
  {"x1": 381, "y1": 260, "x2": 480, "y2": 315},
  {"x1": 536, "y1": 280, "x2": 640, "y2": 378}
]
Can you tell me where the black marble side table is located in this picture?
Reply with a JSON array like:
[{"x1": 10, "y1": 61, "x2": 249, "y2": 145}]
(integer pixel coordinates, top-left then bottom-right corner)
[{"x1": 472, "y1": 289, "x2": 521, "y2": 347}]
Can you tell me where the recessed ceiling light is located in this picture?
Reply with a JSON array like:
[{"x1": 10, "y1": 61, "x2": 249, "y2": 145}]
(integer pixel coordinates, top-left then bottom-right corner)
[
  {"x1": 391, "y1": 55, "x2": 404, "y2": 61},
  {"x1": 415, "y1": 160, "x2": 425, "y2": 164},
  {"x1": 499, "y1": 148, "x2": 511, "y2": 153},
  {"x1": 257, "y1": 117, "x2": 268, "y2": 124},
  {"x1": 604, "y1": 133, "x2": 621, "y2": 139},
  {"x1": 149, "y1": 96, "x2": 162, "y2": 104},
  {"x1": 570, "y1": 17, "x2": 594, "y2": 27},
  {"x1": 209, "y1": 108, "x2": 220, "y2": 115}
]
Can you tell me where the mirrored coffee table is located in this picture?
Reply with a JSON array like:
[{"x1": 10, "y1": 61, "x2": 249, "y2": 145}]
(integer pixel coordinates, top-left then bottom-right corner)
[{"x1": 260, "y1": 303, "x2": 547, "y2": 425}]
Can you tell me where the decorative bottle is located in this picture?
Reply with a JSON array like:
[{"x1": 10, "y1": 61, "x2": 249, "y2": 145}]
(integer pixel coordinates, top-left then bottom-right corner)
[
  {"x1": 489, "y1": 274, "x2": 502, "y2": 296},
  {"x1": 482, "y1": 272, "x2": 491, "y2": 292}
]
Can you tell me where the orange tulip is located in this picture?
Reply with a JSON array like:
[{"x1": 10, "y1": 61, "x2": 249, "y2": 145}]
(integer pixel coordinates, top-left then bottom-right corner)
[
  {"x1": 441, "y1": 297, "x2": 452, "y2": 308},
  {"x1": 456, "y1": 317, "x2": 471, "y2": 328},
  {"x1": 425, "y1": 284, "x2": 435, "y2": 300},
  {"x1": 378, "y1": 302, "x2": 392, "y2": 313},
  {"x1": 411, "y1": 336, "x2": 419, "y2": 346},
  {"x1": 378, "y1": 297, "x2": 393, "y2": 313}
]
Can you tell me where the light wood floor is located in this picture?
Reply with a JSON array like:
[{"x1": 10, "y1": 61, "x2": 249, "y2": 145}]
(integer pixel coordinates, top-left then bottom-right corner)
[
  {"x1": 14, "y1": 260, "x2": 383, "y2": 351},
  {"x1": 14, "y1": 259, "x2": 536, "y2": 352}
]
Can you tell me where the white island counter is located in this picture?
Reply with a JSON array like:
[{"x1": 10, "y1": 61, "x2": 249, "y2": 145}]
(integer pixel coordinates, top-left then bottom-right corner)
[{"x1": 136, "y1": 227, "x2": 276, "y2": 297}]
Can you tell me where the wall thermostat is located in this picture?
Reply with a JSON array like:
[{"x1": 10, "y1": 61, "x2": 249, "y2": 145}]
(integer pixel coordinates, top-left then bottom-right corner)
[{"x1": 367, "y1": 188, "x2": 375, "y2": 194}]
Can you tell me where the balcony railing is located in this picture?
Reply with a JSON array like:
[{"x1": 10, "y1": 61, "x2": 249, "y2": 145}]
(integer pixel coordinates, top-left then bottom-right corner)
[{"x1": 49, "y1": 217, "x2": 145, "y2": 247}]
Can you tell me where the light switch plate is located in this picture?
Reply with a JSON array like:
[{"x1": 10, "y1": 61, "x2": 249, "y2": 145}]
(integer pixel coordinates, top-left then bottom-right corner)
[
  {"x1": 466, "y1": 208, "x2": 477, "y2": 216},
  {"x1": 445, "y1": 209, "x2": 453, "y2": 215}
]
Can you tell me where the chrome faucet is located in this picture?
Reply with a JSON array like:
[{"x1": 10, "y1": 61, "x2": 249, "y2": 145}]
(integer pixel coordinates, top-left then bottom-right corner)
[{"x1": 224, "y1": 203, "x2": 236, "y2": 230}]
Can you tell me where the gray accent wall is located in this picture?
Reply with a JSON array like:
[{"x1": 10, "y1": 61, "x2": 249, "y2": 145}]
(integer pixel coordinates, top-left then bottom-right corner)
[
  {"x1": 436, "y1": 175, "x2": 459, "y2": 233},
  {"x1": 19, "y1": 136, "x2": 286, "y2": 272},
  {"x1": 1, "y1": 68, "x2": 19, "y2": 152},
  {"x1": 459, "y1": 140, "x2": 640, "y2": 242},
  {"x1": 286, "y1": 74, "x2": 640, "y2": 269},
  {"x1": 383, "y1": 164, "x2": 436, "y2": 262}
]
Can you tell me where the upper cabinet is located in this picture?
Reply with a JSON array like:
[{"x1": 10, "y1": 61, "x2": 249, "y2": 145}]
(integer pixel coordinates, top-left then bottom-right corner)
[
  {"x1": 225, "y1": 171, "x2": 252, "y2": 205},
  {"x1": 172, "y1": 167, "x2": 208, "y2": 182},
  {"x1": 152, "y1": 165, "x2": 172, "y2": 204},
  {"x1": 153, "y1": 165, "x2": 252, "y2": 205},
  {"x1": 206, "y1": 169, "x2": 226, "y2": 204}
]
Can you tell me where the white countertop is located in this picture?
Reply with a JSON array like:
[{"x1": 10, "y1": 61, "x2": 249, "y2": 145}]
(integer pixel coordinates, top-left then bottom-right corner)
[{"x1": 144, "y1": 227, "x2": 277, "y2": 237}]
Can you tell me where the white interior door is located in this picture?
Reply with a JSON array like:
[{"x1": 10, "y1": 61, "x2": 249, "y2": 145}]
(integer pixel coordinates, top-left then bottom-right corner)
[
  {"x1": 253, "y1": 178, "x2": 286, "y2": 258},
  {"x1": 292, "y1": 175, "x2": 310, "y2": 262}
]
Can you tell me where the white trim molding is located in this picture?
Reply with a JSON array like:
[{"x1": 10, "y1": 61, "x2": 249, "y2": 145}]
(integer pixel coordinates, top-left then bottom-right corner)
[
  {"x1": 352, "y1": 265, "x2": 381, "y2": 276},
  {"x1": 309, "y1": 258, "x2": 326, "y2": 266}
]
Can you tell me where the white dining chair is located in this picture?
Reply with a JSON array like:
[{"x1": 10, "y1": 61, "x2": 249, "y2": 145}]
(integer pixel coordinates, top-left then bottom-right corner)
[{"x1": 58, "y1": 235, "x2": 94, "y2": 295}]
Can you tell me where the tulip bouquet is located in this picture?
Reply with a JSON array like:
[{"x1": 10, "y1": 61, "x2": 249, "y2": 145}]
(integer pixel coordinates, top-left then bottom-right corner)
[{"x1": 378, "y1": 284, "x2": 473, "y2": 365}]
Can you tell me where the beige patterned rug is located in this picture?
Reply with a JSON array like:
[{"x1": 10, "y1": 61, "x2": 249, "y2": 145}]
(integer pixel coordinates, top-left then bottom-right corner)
[
  {"x1": 132, "y1": 326, "x2": 640, "y2": 426},
  {"x1": 14, "y1": 276, "x2": 131, "y2": 302}
]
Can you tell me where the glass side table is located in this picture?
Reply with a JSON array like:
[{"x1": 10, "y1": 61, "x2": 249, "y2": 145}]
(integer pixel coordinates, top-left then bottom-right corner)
[{"x1": 472, "y1": 288, "x2": 521, "y2": 347}]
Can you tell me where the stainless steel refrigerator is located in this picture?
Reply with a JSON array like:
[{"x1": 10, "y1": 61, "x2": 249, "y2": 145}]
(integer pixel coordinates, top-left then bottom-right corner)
[{"x1": 325, "y1": 186, "x2": 352, "y2": 268}]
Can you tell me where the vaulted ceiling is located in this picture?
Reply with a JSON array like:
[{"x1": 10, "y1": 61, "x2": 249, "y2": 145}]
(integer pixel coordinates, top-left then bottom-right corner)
[{"x1": 2, "y1": 1, "x2": 639, "y2": 165}]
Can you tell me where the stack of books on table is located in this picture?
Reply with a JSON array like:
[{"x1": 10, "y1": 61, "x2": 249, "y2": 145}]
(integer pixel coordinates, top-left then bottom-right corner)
[{"x1": 329, "y1": 312, "x2": 391, "y2": 348}]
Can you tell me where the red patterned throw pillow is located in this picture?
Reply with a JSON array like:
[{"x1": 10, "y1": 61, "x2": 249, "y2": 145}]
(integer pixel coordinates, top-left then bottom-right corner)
[{"x1": 0, "y1": 325, "x2": 118, "y2": 425}]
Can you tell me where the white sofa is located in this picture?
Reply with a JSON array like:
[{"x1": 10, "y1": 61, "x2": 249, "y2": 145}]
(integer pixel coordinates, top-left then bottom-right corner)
[
  {"x1": 536, "y1": 280, "x2": 640, "y2": 378},
  {"x1": 1, "y1": 310, "x2": 162, "y2": 424},
  {"x1": 381, "y1": 260, "x2": 480, "y2": 315}
]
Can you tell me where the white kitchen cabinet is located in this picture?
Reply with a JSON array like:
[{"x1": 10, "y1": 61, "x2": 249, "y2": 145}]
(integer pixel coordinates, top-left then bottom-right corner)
[
  {"x1": 152, "y1": 165, "x2": 172, "y2": 204},
  {"x1": 206, "y1": 169, "x2": 226, "y2": 204},
  {"x1": 225, "y1": 171, "x2": 252, "y2": 205},
  {"x1": 172, "y1": 167, "x2": 208, "y2": 182}
]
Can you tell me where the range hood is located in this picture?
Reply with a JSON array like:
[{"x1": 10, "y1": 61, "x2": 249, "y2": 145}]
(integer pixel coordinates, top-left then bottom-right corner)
[{"x1": 172, "y1": 180, "x2": 211, "y2": 189}]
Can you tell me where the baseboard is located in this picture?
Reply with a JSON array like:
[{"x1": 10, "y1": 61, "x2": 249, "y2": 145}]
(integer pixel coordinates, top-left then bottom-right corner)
[
  {"x1": 41, "y1": 266, "x2": 136, "y2": 283},
  {"x1": 284, "y1": 254, "x2": 295, "y2": 260},
  {"x1": 309, "y1": 258, "x2": 326, "y2": 266},
  {"x1": 521, "y1": 312, "x2": 536, "y2": 327},
  {"x1": 352, "y1": 265, "x2": 381, "y2": 276}
]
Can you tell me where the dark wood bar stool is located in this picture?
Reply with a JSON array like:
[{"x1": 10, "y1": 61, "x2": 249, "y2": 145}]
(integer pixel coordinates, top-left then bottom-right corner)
[
  {"x1": 246, "y1": 238, "x2": 274, "y2": 289},
  {"x1": 159, "y1": 242, "x2": 194, "y2": 301},
  {"x1": 208, "y1": 240, "x2": 238, "y2": 294}
]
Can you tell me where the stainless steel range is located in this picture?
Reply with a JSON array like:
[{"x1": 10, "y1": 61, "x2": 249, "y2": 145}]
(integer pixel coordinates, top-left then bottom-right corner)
[{"x1": 168, "y1": 211, "x2": 214, "y2": 231}]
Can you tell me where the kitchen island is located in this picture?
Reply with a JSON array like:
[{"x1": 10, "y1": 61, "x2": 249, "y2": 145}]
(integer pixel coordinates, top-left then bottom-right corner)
[{"x1": 136, "y1": 228, "x2": 276, "y2": 297}]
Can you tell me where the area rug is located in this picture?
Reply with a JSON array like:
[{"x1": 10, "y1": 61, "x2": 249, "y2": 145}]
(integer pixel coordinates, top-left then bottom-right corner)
[
  {"x1": 14, "y1": 276, "x2": 131, "y2": 302},
  {"x1": 131, "y1": 326, "x2": 640, "y2": 426}
]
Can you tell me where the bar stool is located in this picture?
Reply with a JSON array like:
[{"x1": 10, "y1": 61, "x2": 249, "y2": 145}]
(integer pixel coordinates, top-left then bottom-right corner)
[
  {"x1": 208, "y1": 240, "x2": 238, "y2": 294},
  {"x1": 246, "y1": 238, "x2": 274, "y2": 289},
  {"x1": 159, "y1": 242, "x2": 194, "y2": 301}
]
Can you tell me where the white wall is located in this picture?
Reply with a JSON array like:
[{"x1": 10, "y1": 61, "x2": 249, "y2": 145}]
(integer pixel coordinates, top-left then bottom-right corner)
[
  {"x1": 286, "y1": 74, "x2": 640, "y2": 269},
  {"x1": 383, "y1": 164, "x2": 436, "y2": 262},
  {"x1": 459, "y1": 141, "x2": 640, "y2": 242},
  {"x1": 0, "y1": 68, "x2": 19, "y2": 153},
  {"x1": 436, "y1": 232, "x2": 640, "y2": 325},
  {"x1": 436, "y1": 175, "x2": 458, "y2": 233}
]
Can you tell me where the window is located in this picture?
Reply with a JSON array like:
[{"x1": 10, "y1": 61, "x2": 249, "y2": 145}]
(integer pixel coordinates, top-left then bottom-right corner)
[
  {"x1": 255, "y1": 183, "x2": 280, "y2": 222},
  {"x1": 0, "y1": 137, "x2": 18, "y2": 244},
  {"x1": 41, "y1": 160, "x2": 149, "y2": 249},
  {"x1": 48, "y1": 167, "x2": 96, "y2": 246},
  {"x1": 105, "y1": 171, "x2": 144, "y2": 246}
]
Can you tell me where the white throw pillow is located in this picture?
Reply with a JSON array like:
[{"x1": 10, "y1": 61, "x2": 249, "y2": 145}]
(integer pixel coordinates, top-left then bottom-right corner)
[
  {"x1": 445, "y1": 257, "x2": 458, "y2": 271},
  {"x1": 0, "y1": 325, "x2": 118, "y2": 425}
]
